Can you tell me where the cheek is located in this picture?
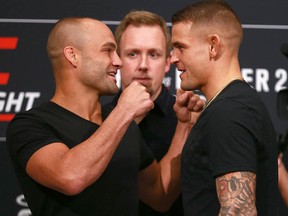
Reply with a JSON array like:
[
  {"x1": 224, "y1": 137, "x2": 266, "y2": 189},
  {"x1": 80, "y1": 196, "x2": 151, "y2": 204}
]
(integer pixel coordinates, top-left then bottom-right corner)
[
  {"x1": 182, "y1": 51, "x2": 201, "y2": 69},
  {"x1": 119, "y1": 67, "x2": 135, "y2": 88},
  {"x1": 151, "y1": 64, "x2": 167, "y2": 79},
  {"x1": 120, "y1": 63, "x2": 135, "y2": 76},
  {"x1": 176, "y1": 52, "x2": 188, "y2": 64},
  {"x1": 179, "y1": 56, "x2": 191, "y2": 70},
  {"x1": 122, "y1": 58, "x2": 138, "y2": 71}
]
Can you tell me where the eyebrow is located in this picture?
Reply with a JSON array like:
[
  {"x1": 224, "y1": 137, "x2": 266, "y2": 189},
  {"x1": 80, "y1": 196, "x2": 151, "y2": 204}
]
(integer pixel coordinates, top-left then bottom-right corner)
[
  {"x1": 172, "y1": 41, "x2": 184, "y2": 48},
  {"x1": 101, "y1": 42, "x2": 117, "y2": 50},
  {"x1": 125, "y1": 48, "x2": 162, "y2": 53}
]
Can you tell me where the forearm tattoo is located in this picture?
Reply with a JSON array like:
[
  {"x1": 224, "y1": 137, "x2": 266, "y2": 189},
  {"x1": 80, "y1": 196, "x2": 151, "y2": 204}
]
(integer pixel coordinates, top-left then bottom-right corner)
[{"x1": 216, "y1": 171, "x2": 257, "y2": 216}]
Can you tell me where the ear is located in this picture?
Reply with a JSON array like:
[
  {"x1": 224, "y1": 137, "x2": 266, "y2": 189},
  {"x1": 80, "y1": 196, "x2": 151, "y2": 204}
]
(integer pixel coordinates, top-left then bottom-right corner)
[
  {"x1": 63, "y1": 46, "x2": 78, "y2": 67},
  {"x1": 208, "y1": 34, "x2": 221, "y2": 60}
]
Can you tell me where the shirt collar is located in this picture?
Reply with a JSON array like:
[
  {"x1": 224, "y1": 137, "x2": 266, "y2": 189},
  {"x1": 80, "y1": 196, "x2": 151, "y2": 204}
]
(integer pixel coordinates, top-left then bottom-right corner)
[{"x1": 153, "y1": 84, "x2": 173, "y2": 116}]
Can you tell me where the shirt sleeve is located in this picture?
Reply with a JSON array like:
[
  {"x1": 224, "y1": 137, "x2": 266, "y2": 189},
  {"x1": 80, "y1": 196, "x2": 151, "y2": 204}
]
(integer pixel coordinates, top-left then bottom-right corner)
[
  {"x1": 139, "y1": 138, "x2": 155, "y2": 171},
  {"x1": 6, "y1": 112, "x2": 61, "y2": 170},
  {"x1": 206, "y1": 99, "x2": 258, "y2": 177}
]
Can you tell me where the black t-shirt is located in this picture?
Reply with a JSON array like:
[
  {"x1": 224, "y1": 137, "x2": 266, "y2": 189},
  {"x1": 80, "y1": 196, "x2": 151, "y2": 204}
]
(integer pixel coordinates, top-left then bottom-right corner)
[
  {"x1": 279, "y1": 146, "x2": 288, "y2": 215},
  {"x1": 6, "y1": 101, "x2": 154, "y2": 216},
  {"x1": 138, "y1": 85, "x2": 178, "y2": 162},
  {"x1": 181, "y1": 80, "x2": 278, "y2": 215}
]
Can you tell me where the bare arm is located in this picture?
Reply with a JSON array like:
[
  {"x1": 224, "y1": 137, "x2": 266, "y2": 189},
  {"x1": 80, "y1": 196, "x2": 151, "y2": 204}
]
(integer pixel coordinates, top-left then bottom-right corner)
[
  {"x1": 278, "y1": 153, "x2": 288, "y2": 206},
  {"x1": 138, "y1": 89, "x2": 205, "y2": 211},
  {"x1": 216, "y1": 171, "x2": 257, "y2": 216},
  {"x1": 26, "y1": 81, "x2": 154, "y2": 195}
]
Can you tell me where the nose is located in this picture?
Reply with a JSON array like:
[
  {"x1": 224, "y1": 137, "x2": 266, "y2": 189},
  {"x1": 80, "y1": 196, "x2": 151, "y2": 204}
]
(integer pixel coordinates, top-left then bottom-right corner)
[
  {"x1": 170, "y1": 50, "x2": 179, "y2": 65},
  {"x1": 139, "y1": 55, "x2": 148, "y2": 71},
  {"x1": 113, "y1": 52, "x2": 122, "y2": 69}
]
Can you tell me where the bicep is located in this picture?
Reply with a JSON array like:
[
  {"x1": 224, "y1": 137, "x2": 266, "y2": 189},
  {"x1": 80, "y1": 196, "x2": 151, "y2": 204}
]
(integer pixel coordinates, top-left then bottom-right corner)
[
  {"x1": 26, "y1": 142, "x2": 69, "y2": 190},
  {"x1": 216, "y1": 171, "x2": 257, "y2": 215}
]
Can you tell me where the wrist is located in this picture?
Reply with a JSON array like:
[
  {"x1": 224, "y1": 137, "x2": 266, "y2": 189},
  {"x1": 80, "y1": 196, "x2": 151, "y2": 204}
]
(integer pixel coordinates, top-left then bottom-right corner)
[{"x1": 112, "y1": 105, "x2": 135, "y2": 124}]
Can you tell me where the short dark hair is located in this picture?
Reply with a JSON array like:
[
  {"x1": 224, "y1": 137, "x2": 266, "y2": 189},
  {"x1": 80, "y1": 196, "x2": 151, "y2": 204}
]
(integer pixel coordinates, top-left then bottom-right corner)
[{"x1": 172, "y1": 0, "x2": 243, "y2": 45}]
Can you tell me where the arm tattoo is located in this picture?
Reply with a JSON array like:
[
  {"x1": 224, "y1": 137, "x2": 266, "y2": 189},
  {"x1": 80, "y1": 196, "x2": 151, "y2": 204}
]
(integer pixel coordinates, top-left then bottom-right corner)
[{"x1": 216, "y1": 171, "x2": 257, "y2": 216}]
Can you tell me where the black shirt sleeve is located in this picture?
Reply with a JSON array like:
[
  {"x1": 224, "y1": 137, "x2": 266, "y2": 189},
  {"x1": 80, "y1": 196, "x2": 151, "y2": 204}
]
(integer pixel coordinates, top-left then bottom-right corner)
[{"x1": 206, "y1": 99, "x2": 258, "y2": 177}]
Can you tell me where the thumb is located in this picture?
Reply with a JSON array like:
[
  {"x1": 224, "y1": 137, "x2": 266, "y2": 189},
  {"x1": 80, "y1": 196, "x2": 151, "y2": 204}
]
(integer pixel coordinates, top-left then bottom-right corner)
[{"x1": 176, "y1": 89, "x2": 189, "y2": 106}]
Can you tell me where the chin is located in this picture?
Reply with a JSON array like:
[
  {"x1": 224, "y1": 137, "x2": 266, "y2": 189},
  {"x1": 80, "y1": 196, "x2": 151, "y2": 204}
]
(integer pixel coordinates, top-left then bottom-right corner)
[
  {"x1": 100, "y1": 86, "x2": 119, "y2": 96},
  {"x1": 180, "y1": 83, "x2": 192, "y2": 91},
  {"x1": 110, "y1": 87, "x2": 119, "y2": 95}
]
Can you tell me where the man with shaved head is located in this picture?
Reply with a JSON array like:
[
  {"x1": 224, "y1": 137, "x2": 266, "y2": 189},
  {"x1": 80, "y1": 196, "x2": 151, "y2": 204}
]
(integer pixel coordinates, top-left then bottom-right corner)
[
  {"x1": 170, "y1": 1, "x2": 278, "y2": 215},
  {"x1": 6, "y1": 17, "x2": 204, "y2": 215}
]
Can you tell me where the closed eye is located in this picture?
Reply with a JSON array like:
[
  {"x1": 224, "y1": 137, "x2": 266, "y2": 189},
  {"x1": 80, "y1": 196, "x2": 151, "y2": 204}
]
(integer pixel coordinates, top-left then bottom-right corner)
[{"x1": 101, "y1": 42, "x2": 117, "y2": 53}]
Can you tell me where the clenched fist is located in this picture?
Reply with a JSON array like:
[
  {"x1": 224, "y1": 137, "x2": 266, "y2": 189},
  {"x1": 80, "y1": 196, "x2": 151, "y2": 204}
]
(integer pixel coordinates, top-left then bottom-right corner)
[
  {"x1": 174, "y1": 89, "x2": 205, "y2": 127},
  {"x1": 117, "y1": 81, "x2": 154, "y2": 120}
]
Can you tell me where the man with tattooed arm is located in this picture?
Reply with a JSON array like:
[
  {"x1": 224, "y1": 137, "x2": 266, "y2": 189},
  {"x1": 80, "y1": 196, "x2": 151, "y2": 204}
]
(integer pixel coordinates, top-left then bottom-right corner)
[{"x1": 170, "y1": 1, "x2": 278, "y2": 215}]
